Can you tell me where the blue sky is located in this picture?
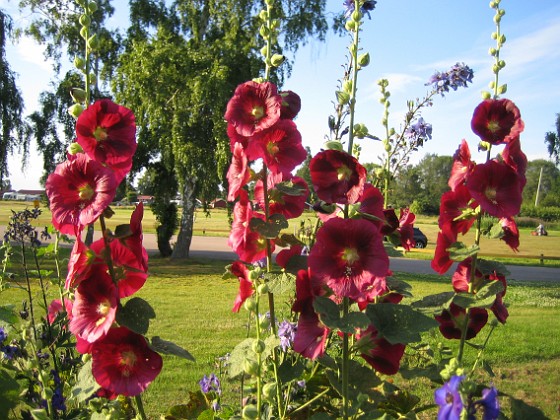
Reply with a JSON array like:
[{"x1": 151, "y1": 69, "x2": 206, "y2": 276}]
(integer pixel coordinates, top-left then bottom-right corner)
[{"x1": 2, "y1": 0, "x2": 560, "y2": 190}]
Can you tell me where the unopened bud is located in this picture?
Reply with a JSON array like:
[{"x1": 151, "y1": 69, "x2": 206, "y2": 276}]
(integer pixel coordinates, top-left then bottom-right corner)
[
  {"x1": 324, "y1": 140, "x2": 343, "y2": 151},
  {"x1": 243, "y1": 298, "x2": 257, "y2": 312},
  {"x1": 252, "y1": 339, "x2": 266, "y2": 354},
  {"x1": 67, "y1": 142, "x2": 84, "y2": 155},
  {"x1": 259, "y1": 25, "x2": 270, "y2": 39},
  {"x1": 243, "y1": 359, "x2": 259, "y2": 376},
  {"x1": 481, "y1": 90, "x2": 492, "y2": 99},
  {"x1": 70, "y1": 88, "x2": 87, "y2": 103},
  {"x1": 259, "y1": 9, "x2": 268, "y2": 20},
  {"x1": 79, "y1": 14, "x2": 91, "y2": 27},
  {"x1": 498, "y1": 83, "x2": 507, "y2": 94},
  {"x1": 357, "y1": 52, "x2": 370, "y2": 67},
  {"x1": 74, "y1": 56, "x2": 86, "y2": 70},
  {"x1": 242, "y1": 404, "x2": 258, "y2": 420},
  {"x1": 68, "y1": 104, "x2": 84, "y2": 119},
  {"x1": 87, "y1": 34, "x2": 100, "y2": 50},
  {"x1": 87, "y1": 1, "x2": 98, "y2": 13},
  {"x1": 260, "y1": 45, "x2": 268, "y2": 58},
  {"x1": 257, "y1": 283, "x2": 269, "y2": 294},
  {"x1": 488, "y1": 47, "x2": 497, "y2": 56},
  {"x1": 271, "y1": 54, "x2": 285, "y2": 67},
  {"x1": 345, "y1": 20, "x2": 356, "y2": 32},
  {"x1": 336, "y1": 90, "x2": 350, "y2": 105},
  {"x1": 80, "y1": 26, "x2": 88, "y2": 40}
]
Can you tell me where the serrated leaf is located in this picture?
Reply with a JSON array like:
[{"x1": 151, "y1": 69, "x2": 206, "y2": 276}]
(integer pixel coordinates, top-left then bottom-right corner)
[
  {"x1": 115, "y1": 297, "x2": 156, "y2": 335},
  {"x1": 264, "y1": 271, "x2": 295, "y2": 295},
  {"x1": 229, "y1": 338, "x2": 256, "y2": 379},
  {"x1": 275, "y1": 181, "x2": 307, "y2": 196},
  {"x1": 313, "y1": 296, "x2": 340, "y2": 330},
  {"x1": 71, "y1": 360, "x2": 100, "y2": 402},
  {"x1": 476, "y1": 259, "x2": 510, "y2": 277},
  {"x1": 249, "y1": 214, "x2": 289, "y2": 239},
  {"x1": 453, "y1": 280, "x2": 504, "y2": 309},
  {"x1": 448, "y1": 242, "x2": 480, "y2": 261},
  {"x1": 277, "y1": 359, "x2": 305, "y2": 383},
  {"x1": 366, "y1": 303, "x2": 439, "y2": 344},
  {"x1": 410, "y1": 292, "x2": 455, "y2": 312},
  {"x1": 386, "y1": 276, "x2": 413, "y2": 298},
  {"x1": 151, "y1": 336, "x2": 195, "y2": 361},
  {"x1": 338, "y1": 311, "x2": 370, "y2": 334}
]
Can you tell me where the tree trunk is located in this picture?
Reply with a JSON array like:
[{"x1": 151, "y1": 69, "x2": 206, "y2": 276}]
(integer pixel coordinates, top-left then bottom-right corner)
[{"x1": 171, "y1": 178, "x2": 196, "y2": 259}]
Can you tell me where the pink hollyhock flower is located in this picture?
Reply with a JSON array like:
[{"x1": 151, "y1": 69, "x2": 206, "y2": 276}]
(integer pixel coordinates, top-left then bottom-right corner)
[
  {"x1": 47, "y1": 298, "x2": 73, "y2": 324},
  {"x1": 46, "y1": 154, "x2": 117, "y2": 235},
  {"x1": 224, "y1": 81, "x2": 282, "y2": 137},
  {"x1": 501, "y1": 136, "x2": 527, "y2": 189},
  {"x1": 448, "y1": 140, "x2": 475, "y2": 191},
  {"x1": 254, "y1": 172, "x2": 309, "y2": 219},
  {"x1": 310, "y1": 149, "x2": 366, "y2": 205},
  {"x1": 279, "y1": 90, "x2": 301, "y2": 120},
  {"x1": 227, "y1": 123, "x2": 249, "y2": 151},
  {"x1": 435, "y1": 303, "x2": 488, "y2": 340},
  {"x1": 356, "y1": 324, "x2": 406, "y2": 375},
  {"x1": 227, "y1": 190, "x2": 272, "y2": 263},
  {"x1": 471, "y1": 98, "x2": 524, "y2": 145},
  {"x1": 431, "y1": 224, "x2": 457, "y2": 275},
  {"x1": 246, "y1": 119, "x2": 306, "y2": 175},
  {"x1": 357, "y1": 183, "x2": 385, "y2": 228},
  {"x1": 499, "y1": 217, "x2": 519, "y2": 252},
  {"x1": 309, "y1": 218, "x2": 388, "y2": 301},
  {"x1": 76, "y1": 336, "x2": 93, "y2": 355},
  {"x1": 227, "y1": 142, "x2": 251, "y2": 202},
  {"x1": 292, "y1": 269, "x2": 329, "y2": 359},
  {"x1": 91, "y1": 326, "x2": 163, "y2": 397},
  {"x1": 466, "y1": 160, "x2": 522, "y2": 218},
  {"x1": 438, "y1": 184, "x2": 478, "y2": 236},
  {"x1": 275, "y1": 244, "x2": 304, "y2": 270},
  {"x1": 451, "y1": 258, "x2": 474, "y2": 293},
  {"x1": 66, "y1": 236, "x2": 96, "y2": 289},
  {"x1": 229, "y1": 261, "x2": 254, "y2": 313},
  {"x1": 75, "y1": 99, "x2": 137, "y2": 183},
  {"x1": 70, "y1": 266, "x2": 118, "y2": 343}
]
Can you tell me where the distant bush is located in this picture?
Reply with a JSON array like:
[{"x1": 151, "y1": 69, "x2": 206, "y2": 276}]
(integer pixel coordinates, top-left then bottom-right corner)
[
  {"x1": 519, "y1": 205, "x2": 560, "y2": 222},
  {"x1": 515, "y1": 216, "x2": 541, "y2": 228}
]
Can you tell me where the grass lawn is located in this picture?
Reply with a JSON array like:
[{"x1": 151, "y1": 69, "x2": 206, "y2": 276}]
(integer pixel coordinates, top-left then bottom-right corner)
[{"x1": 2, "y1": 253, "x2": 559, "y2": 419}]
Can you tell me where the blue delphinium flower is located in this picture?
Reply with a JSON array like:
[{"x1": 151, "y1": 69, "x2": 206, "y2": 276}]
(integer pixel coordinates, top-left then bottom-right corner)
[
  {"x1": 199, "y1": 373, "x2": 221, "y2": 395},
  {"x1": 51, "y1": 370, "x2": 67, "y2": 412},
  {"x1": 404, "y1": 117, "x2": 433, "y2": 145},
  {"x1": 278, "y1": 320, "x2": 297, "y2": 351},
  {"x1": 476, "y1": 386, "x2": 500, "y2": 420},
  {"x1": 343, "y1": 0, "x2": 377, "y2": 19},
  {"x1": 0, "y1": 326, "x2": 6, "y2": 344},
  {"x1": 434, "y1": 375, "x2": 464, "y2": 420},
  {"x1": 427, "y1": 62, "x2": 474, "y2": 96}
]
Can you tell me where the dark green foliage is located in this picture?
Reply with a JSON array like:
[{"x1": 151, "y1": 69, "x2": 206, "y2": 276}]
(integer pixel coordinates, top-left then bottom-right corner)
[{"x1": 544, "y1": 113, "x2": 560, "y2": 165}]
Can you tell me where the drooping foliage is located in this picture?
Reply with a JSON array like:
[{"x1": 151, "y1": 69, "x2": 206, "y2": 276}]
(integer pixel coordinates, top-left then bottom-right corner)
[{"x1": 544, "y1": 113, "x2": 560, "y2": 166}]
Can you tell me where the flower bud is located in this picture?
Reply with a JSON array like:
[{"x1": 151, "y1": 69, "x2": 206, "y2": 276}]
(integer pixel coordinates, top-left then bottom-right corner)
[
  {"x1": 259, "y1": 9, "x2": 268, "y2": 21},
  {"x1": 498, "y1": 59, "x2": 506, "y2": 68},
  {"x1": 499, "y1": 9, "x2": 505, "y2": 16},
  {"x1": 243, "y1": 298, "x2": 257, "y2": 312},
  {"x1": 499, "y1": 34, "x2": 506, "y2": 45},
  {"x1": 87, "y1": 34, "x2": 100, "y2": 50},
  {"x1": 271, "y1": 54, "x2": 285, "y2": 67},
  {"x1": 324, "y1": 140, "x2": 343, "y2": 151},
  {"x1": 79, "y1": 14, "x2": 91, "y2": 27},
  {"x1": 489, "y1": 1, "x2": 497, "y2": 8},
  {"x1": 243, "y1": 359, "x2": 259, "y2": 375},
  {"x1": 357, "y1": 52, "x2": 370, "y2": 67},
  {"x1": 80, "y1": 26, "x2": 88, "y2": 40},
  {"x1": 488, "y1": 81, "x2": 496, "y2": 89},
  {"x1": 271, "y1": 19, "x2": 280, "y2": 30},
  {"x1": 256, "y1": 283, "x2": 269, "y2": 294},
  {"x1": 242, "y1": 404, "x2": 258, "y2": 420},
  {"x1": 352, "y1": 10, "x2": 362, "y2": 22},
  {"x1": 353, "y1": 123, "x2": 369, "y2": 139},
  {"x1": 68, "y1": 104, "x2": 84, "y2": 119},
  {"x1": 74, "y1": 56, "x2": 86, "y2": 70},
  {"x1": 70, "y1": 88, "x2": 87, "y2": 103},
  {"x1": 491, "y1": 31, "x2": 498, "y2": 40},
  {"x1": 488, "y1": 47, "x2": 497, "y2": 56},
  {"x1": 263, "y1": 383, "x2": 277, "y2": 401},
  {"x1": 259, "y1": 25, "x2": 270, "y2": 39},
  {"x1": 252, "y1": 339, "x2": 266, "y2": 354},
  {"x1": 87, "y1": 1, "x2": 98, "y2": 13},
  {"x1": 345, "y1": 20, "x2": 356, "y2": 32},
  {"x1": 493, "y1": 14, "x2": 501, "y2": 24},
  {"x1": 258, "y1": 315, "x2": 270, "y2": 330},
  {"x1": 481, "y1": 90, "x2": 492, "y2": 100},
  {"x1": 336, "y1": 90, "x2": 350, "y2": 105},
  {"x1": 260, "y1": 45, "x2": 268, "y2": 58},
  {"x1": 498, "y1": 83, "x2": 507, "y2": 94}
]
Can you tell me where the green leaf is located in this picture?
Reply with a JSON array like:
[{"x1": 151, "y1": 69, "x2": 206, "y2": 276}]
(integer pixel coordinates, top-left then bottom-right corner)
[
  {"x1": 249, "y1": 214, "x2": 289, "y2": 239},
  {"x1": 386, "y1": 276, "x2": 413, "y2": 298},
  {"x1": 151, "y1": 336, "x2": 195, "y2": 361},
  {"x1": 448, "y1": 242, "x2": 480, "y2": 261},
  {"x1": 339, "y1": 311, "x2": 370, "y2": 334},
  {"x1": 71, "y1": 360, "x2": 100, "y2": 402},
  {"x1": 313, "y1": 296, "x2": 340, "y2": 330},
  {"x1": 115, "y1": 297, "x2": 156, "y2": 335},
  {"x1": 264, "y1": 271, "x2": 295, "y2": 295},
  {"x1": 275, "y1": 233, "x2": 305, "y2": 248},
  {"x1": 0, "y1": 369, "x2": 19, "y2": 419},
  {"x1": 277, "y1": 359, "x2": 305, "y2": 383},
  {"x1": 487, "y1": 222, "x2": 504, "y2": 239},
  {"x1": 452, "y1": 281, "x2": 503, "y2": 309},
  {"x1": 476, "y1": 259, "x2": 510, "y2": 277},
  {"x1": 275, "y1": 181, "x2": 307, "y2": 196},
  {"x1": 229, "y1": 338, "x2": 256, "y2": 379},
  {"x1": 365, "y1": 303, "x2": 439, "y2": 344},
  {"x1": 30, "y1": 409, "x2": 50, "y2": 420},
  {"x1": 410, "y1": 292, "x2": 455, "y2": 313},
  {"x1": 114, "y1": 224, "x2": 133, "y2": 238},
  {"x1": 0, "y1": 305, "x2": 18, "y2": 324}
]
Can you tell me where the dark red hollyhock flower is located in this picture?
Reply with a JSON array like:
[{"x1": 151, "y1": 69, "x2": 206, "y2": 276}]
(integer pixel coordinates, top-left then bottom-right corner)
[
  {"x1": 356, "y1": 325, "x2": 406, "y2": 375},
  {"x1": 224, "y1": 81, "x2": 282, "y2": 137},
  {"x1": 357, "y1": 183, "x2": 385, "y2": 228},
  {"x1": 119, "y1": 203, "x2": 149, "y2": 272},
  {"x1": 227, "y1": 123, "x2": 249, "y2": 151},
  {"x1": 488, "y1": 272, "x2": 509, "y2": 324},
  {"x1": 46, "y1": 154, "x2": 117, "y2": 235},
  {"x1": 91, "y1": 327, "x2": 163, "y2": 397},
  {"x1": 76, "y1": 99, "x2": 137, "y2": 183},
  {"x1": 70, "y1": 265, "x2": 118, "y2": 343},
  {"x1": 398, "y1": 208, "x2": 416, "y2": 251},
  {"x1": 310, "y1": 149, "x2": 366, "y2": 205},
  {"x1": 438, "y1": 184, "x2": 478, "y2": 236},
  {"x1": 279, "y1": 90, "x2": 301, "y2": 120},
  {"x1": 227, "y1": 142, "x2": 251, "y2": 202},
  {"x1": 501, "y1": 136, "x2": 527, "y2": 189},
  {"x1": 466, "y1": 160, "x2": 522, "y2": 218},
  {"x1": 309, "y1": 218, "x2": 388, "y2": 301},
  {"x1": 254, "y1": 172, "x2": 309, "y2": 219},
  {"x1": 275, "y1": 244, "x2": 304, "y2": 270},
  {"x1": 448, "y1": 140, "x2": 475, "y2": 191},
  {"x1": 229, "y1": 261, "x2": 254, "y2": 313},
  {"x1": 227, "y1": 190, "x2": 272, "y2": 263},
  {"x1": 381, "y1": 208, "x2": 399, "y2": 236},
  {"x1": 292, "y1": 269, "x2": 329, "y2": 359},
  {"x1": 435, "y1": 303, "x2": 488, "y2": 340},
  {"x1": 499, "y1": 217, "x2": 519, "y2": 252},
  {"x1": 451, "y1": 258, "x2": 474, "y2": 293},
  {"x1": 431, "y1": 224, "x2": 457, "y2": 275},
  {"x1": 66, "y1": 236, "x2": 96, "y2": 289},
  {"x1": 471, "y1": 98, "x2": 524, "y2": 145},
  {"x1": 246, "y1": 119, "x2": 306, "y2": 175}
]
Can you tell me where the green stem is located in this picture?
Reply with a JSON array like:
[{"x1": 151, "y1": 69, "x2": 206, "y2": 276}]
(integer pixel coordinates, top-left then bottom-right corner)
[
  {"x1": 289, "y1": 388, "x2": 331, "y2": 415},
  {"x1": 346, "y1": 13, "x2": 361, "y2": 155},
  {"x1": 135, "y1": 394, "x2": 148, "y2": 420},
  {"x1": 470, "y1": 322, "x2": 496, "y2": 375},
  {"x1": 20, "y1": 242, "x2": 37, "y2": 340},
  {"x1": 342, "y1": 297, "x2": 350, "y2": 420}
]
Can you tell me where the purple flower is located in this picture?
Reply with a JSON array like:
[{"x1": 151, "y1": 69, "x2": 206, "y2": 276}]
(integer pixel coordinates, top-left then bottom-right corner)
[
  {"x1": 199, "y1": 373, "x2": 221, "y2": 395},
  {"x1": 0, "y1": 327, "x2": 6, "y2": 344},
  {"x1": 475, "y1": 387, "x2": 500, "y2": 420},
  {"x1": 2, "y1": 344, "x2": 21, "y2": 360},
  {"x1": 404, "y1": 117, "x2": 432, "y2": 145},
  {"x1": 278, "y1": 320, "x2": 297, "y2": 351},
  {"x1": 343, "y1": 0, "x2": 377, "y2": 19},
  {"x1": 434, "y1": 375, "x2": 464, "y2": 420},
  {"x1": 427, "y1": 62, "x2": 474, "y2": 96}
]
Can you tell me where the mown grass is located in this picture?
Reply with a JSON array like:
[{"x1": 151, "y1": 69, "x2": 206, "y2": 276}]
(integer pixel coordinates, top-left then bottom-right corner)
[{"x1": 2, "y1": 254, "x2": 559, "y2": 419}]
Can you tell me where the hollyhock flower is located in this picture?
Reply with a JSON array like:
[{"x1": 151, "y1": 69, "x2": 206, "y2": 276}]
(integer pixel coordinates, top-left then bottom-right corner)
[
  {"x1": 292, "y1": 269, "x2": 329, "y2": 359},
  {"x1": 76, "y1": 336, "x2": 93, "y2": 355},
  {"x1": 66, "y1": 236, "x2": 96, "y2": 289},
  {"x1": 76, "y1": 99, "x2": 137, "y2": 183},
  {"x1": 47, "y1": 298, "x2": 73, "y2": 324},
  {"x1": 466, "y1": 160, "x2": 522, "y2": 218},
  {"x1": 475, "y1": 386, "x2": 500, "y2": 420},
  {"x1": 356, "y1": 324, "x2": 405, "y2": 375},
  {"x1": 381, "y1": 208, "x2": 399, "y2": 236},
  {"x1": 310, "y1": 149, "x2": 366, "y2": 205},
  {"x1": 227, "y1": 142, "x2": 251, "y2": 201},
  {"x1": 439, "y1": 185, "x2": 478, "y2": 236},
  {"x1": 471, "y1": 98, "x2": 524, "y2": 145},
  {"x1": 246, "y1": 119, "x2": 306, "y2": 175},
  {"x1": 435, "y1": 303, "x2": 488, "y2": 340},
  {"x1": 499, "y1": 217, "x2": 519, "y2": 252},
  {"x1": 227, "y1": 122, "x2": 249, "y2": 151},
  {"x1": 229, "y1": 261, "x2": 254, "y2": 313},
  {"x1": 431, "y1": 224, "x2": 457, "y2": 275},
  {"x1": 275, "y1": 244, "x2": 304, "y2": 270},
  {"x1": 451, "y1": 258, "x2": 475, "y2": 293},
  {"x1": 309, "y1": 218, "x2": 388, "y2": 301},
  {"x1": 488, "y1": 271, "x2": 509, "y2": 324},
  {"x1": 91, "y1": 326, "x2": 163, "y2": 397},
  {"x1": 501, "y1": 136, "x2": 527, "y2": 189},
  {"x1": 279, "y1": 90, "x2": 301, "y2": 120},
  {"x1": 397, "y1": 207, "x2": 416, "y2": 250},
  {"x1": 119, "y1": 203, "x2": 149, "y2": 272},
  {"x1": 224, "y1": 81, "x2": 282, "y2": 137},
  {"x1": 70, "y1": 266, "x2": 118, "y2": 343},
  {"x1": 448, "y1": 140, "x2": 475, "y2": 191},
  {"x1": 228, "y1": 190, "x2": 272, "y2": 263},
  {"x1": 434, "y1": 375, "x2": 464, "y2": 420},
  {"x1": 355, "y1": 275, "x2": 390, "y2": 310},
  {"x1": 254, "y1": 172, "x2": 308, "y2": 219},
  {"x1": 46, "y1": 154, "x2": 117, "y2": 235},
  {"x1": 357, "y1": 183, "x2": 385, "y2": 227}
]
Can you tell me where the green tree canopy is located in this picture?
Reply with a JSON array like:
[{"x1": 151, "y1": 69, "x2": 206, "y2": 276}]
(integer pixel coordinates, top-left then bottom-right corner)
[{"x1": 544, "y1": 113, "x2": 560, "y2": 165}]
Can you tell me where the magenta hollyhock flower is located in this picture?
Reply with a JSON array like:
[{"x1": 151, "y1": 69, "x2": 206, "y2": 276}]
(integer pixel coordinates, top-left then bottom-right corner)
[
  {"x1": 47, "y1": 298, "x2": 73, "y2": 325},
  {"x1": 499, "y1": 217, "x2": 519, "y2": 252},
  {"x1": 309, "y1": 218, "x2": 388, "y2": 301},
  {"x1": 224, "y1": 81, "x2": 282, "y2": 137},
  {"x1": 46, "y1": 154, "x2": 117, "y2": 235},
  {"x1": 448, "y1": 140, "x2": 475, "y2": 191},
  {"x1": 438, "y1": 184, "x2": 478, "y2": 236},
  {"x1": 279, "y1": 90, "x2": 301, "y2": 120},
  {"x1": 227, "y1": 190, "x2": 272, "y2": 263},
  {"x1": 357, "y1": 183, "x2": 385, "y2": 227},
  {"x1": 75, "y1": 99, "x2": 137, "y2": 183},
  {"x1": 254, "y1": 172, "x2": 309, "y2": 219},
  {"x1": 91, "y1": 326, "x2": 163, "y2": 397},
  {"x1": 397, "y1": 208, "x2": 416, "y2": 251},
  {"x1": 246, "y1": 119, "x2": 306, "y2": 175},
  {"x1": 310, "y1": 149, "x2": 366, "y2": 205},
  {"x1": 356, "y1": 324, "x2": 406, "y2": 375},
  {"x1": 471, "y1": 98, "x2": 524, "y2": 145},
  {"x1": 451, "y1": 258, "x2": 474, "y2": 293},
  {"x1": 66, "y1": 236, "x2": 96, "y2": 289},
  {"x1": 435, "y1": 303, "x2": 488, "y2": 340},
  {"x1": 69, "y1": 266, "x2": 118, "y2": 343},
  {"x1": 119, "y1": 203, "x2": 149, "y2": 272},
  {"x1": 501, "y1": 136, "x2": 527, "y2": 189},
  {"x1": 229, "y1": 261, "x2": 254, "y2": 313},
  {"x1": 76, "y1": 336, "x2": 93, "y2": 355},
  {"x1": 466, "y1": 160, "x2": 522, "y2": 218},
  {"x1": 227, "y1": 142, "x2": 251, "y2": 202},
  {"x1": 431, "y1": 224, "x2": 458, "y2": 275}
]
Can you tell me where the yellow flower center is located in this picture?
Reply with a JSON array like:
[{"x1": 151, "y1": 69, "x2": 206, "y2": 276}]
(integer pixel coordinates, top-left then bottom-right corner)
[
  {"x1": 78, "y1": 184, "x2": 95, "y2": 201},
  {"x1": 487, "y1": 120, "x2": 500, "y2": 133},
  {"x1": 95, "y1": 299, "x2": 111, "y2": 327},
  {"x1": 94, "y1": 126, "x2": 108, "y2": 141},
  {"x1": 341, "y1": 247, "x2": 359, "y2": 265},
  {"x1": 252, "y1": 106, "x2": 264, "y2": 121},
  {"x1": 337, "y1": 164, "x2": 352, "y2": 181},
  {"x1": 120, "y1": 350, "x2": 137, "y2": 377},
  {"x1": 485, "y1": 187, "x2": 498, "y2": 204},
  {"x1": 267, "y1": 142, "x2": 280, "y2": 156}
]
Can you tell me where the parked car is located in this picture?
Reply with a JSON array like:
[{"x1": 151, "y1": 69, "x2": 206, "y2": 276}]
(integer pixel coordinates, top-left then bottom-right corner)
[{"x1": 413, "y1": 227, "x2": 428, "y2": 248}]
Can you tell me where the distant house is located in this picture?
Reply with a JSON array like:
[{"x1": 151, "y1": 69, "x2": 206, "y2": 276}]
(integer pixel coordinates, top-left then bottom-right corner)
[
  {"x1": 210, "y1": 198, "x2": 227, "y2": 209},
  {"x1": 137, "y1": 195, "x2": 154, "y2": 204},
  {"x1": 2, "y1": 189, "x2": 44, "y2": 201}
]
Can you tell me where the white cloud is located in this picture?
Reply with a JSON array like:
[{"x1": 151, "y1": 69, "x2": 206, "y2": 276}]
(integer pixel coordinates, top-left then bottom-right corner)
[{"x1": 14, "y1": 37, "x2": 52, "y2": 71}]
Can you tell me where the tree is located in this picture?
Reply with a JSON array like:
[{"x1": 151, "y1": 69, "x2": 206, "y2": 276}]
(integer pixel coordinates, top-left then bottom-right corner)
[
  {"x1": 523, "y1": 159, "x2": 560, "y2": 207},
  {"x1": 0, "y1": 10, "x2": 29, "y2": 185},
  {"x1": 544, "y1": 113, "x2": 560, "y2": 165}
]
